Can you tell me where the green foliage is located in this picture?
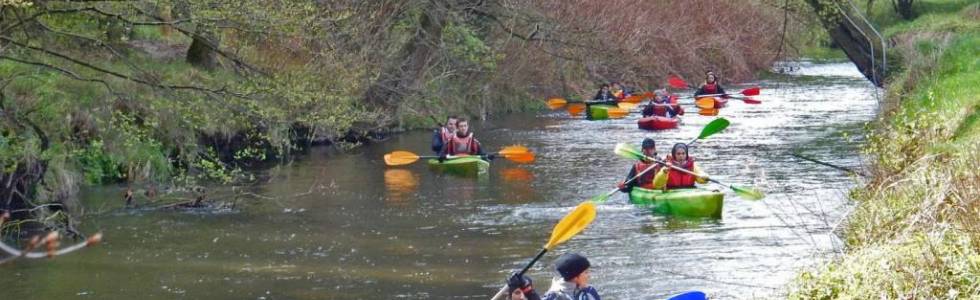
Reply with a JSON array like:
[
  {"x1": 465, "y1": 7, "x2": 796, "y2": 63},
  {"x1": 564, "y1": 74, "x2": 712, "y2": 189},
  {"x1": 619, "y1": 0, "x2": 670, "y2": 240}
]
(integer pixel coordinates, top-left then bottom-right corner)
[{"x1": 792, "y1": 5, "x2": 980, "y2": 298}]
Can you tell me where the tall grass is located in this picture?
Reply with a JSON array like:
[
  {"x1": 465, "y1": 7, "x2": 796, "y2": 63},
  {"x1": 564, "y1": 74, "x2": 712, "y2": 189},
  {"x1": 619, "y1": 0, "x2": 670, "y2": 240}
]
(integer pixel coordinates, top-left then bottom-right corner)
[{"x1": 790, "y1": 2, "x2": 980, "y2": 298}]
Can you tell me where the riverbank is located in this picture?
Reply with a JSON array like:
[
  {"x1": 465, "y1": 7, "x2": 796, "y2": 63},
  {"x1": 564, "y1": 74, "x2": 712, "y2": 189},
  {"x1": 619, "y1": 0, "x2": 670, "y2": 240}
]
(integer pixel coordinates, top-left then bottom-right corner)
[{"x1": 791, "y1": 1, "x2": 980, "y2": 298}]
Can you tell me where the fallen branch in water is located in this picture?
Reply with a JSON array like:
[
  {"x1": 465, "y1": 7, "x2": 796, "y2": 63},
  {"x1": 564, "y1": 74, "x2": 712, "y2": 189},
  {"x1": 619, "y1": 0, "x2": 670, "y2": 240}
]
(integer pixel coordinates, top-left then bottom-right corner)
[
  {"x1": 791, "y1": 152, "x2": 868, "y2": 177},
  {"x1": 0, "y1": 212, "x2": 102, "y2": 265}
]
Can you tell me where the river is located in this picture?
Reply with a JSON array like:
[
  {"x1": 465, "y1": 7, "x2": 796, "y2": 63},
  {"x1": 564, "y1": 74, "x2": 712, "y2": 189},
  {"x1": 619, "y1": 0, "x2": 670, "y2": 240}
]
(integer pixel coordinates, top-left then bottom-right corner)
[{"x1": 1, "y1": 61, "x2": 879, "y2": 299}]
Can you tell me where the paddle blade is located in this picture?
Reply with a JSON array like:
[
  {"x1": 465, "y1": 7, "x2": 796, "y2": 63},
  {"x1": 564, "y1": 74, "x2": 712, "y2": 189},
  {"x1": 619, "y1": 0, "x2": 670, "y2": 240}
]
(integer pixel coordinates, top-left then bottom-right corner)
[
  {"x1": 741, "y1": 97, "x2": 762, "y2": 104},
  {"x1": 544, "y1": 202, "x2": 597, "y2": 250},
  {"x1": 697, "y1": 117, "x2": 730, "y2": 139},
  {"x1": 695, "y1": 98, "x2": 715, "y2": 109},
  {"x1": 547, "y1": 98, "x2": 568, "y2": 109},
  {"x1": 622, "y1": 95, "x2": 643, "y2": 103},
  {"x1": 588, "y1": 193, "x2": 612, "y2": 204},
  {"x1": 614, "y1": 143, "x2": 644, "y2": 161},
  {"x1": 668, "y1": 75, "x2": 688, "y2": 89},
  {"x1": 741, "y1": 86, "x2": 760, "y2": 96},
  {"x1": 667, "y1": 291, "x2": 708, "y2": 300},
  {"x1": 384, "y1": 151, "x2": 421, "y2": 166},
  {"x1": 732, "y1": 185, "x2": 764, "y2": 200},
  {"x1": 698, "y1": 108, "x2": 719, "y2": 116},
  {"x1": 617, "y1": 102, "x2": 638, "y2": 110},
  {"x1": 607, "y1": 107, "x2": 629, "y2": 118},
  {"x1": 498, "y1": 145, "x2": 535, "y2": 164},
  {"x1": 567, "y1": 103, "x2": 585, "y2": 116}
]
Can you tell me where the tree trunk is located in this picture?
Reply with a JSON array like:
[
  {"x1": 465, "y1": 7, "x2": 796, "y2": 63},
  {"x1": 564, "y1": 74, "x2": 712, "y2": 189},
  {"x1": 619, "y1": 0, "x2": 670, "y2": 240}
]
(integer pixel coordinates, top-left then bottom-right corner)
[
  {"x1": 805, "y1": 0, "x2": 887, "y2": 87},
  {"x1": 894, "y1": 0, "x2": 915, "y2": 20},
  {"x1": 186, "y1": 29, "x2": 220, "y2": 70},
  {"x1": 363, "y1": 5, "x2": 446, "y2": 112}
]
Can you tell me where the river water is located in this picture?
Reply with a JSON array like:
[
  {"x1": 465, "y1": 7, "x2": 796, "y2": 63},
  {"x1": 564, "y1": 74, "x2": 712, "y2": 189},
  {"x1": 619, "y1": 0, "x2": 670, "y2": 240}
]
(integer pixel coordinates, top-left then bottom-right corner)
[{"x1": 1, "y1": 61, "x2": 879, "y2": 299}]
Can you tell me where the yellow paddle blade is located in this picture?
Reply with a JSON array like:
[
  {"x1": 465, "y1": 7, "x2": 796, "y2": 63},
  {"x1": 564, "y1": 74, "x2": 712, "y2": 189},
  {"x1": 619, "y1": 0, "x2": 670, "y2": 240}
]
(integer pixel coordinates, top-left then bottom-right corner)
[
  {"x1": 622, "y1": 95, "x2": 643, "y2": 103},
  {"x1": 617, "y1": 102, "x2": 638, "y2": 110},
  {"x1": 383, "y1": 151, "x2": 421, "y2": 166},
  {"x1": 567, "y1": 103, "x2": 585, "y2": 116},
  {"x1": 544, "y1": 202, "x2": 597, "y2": 250},
  {"x1": 607, "y1": 107, "x2": 629, "y2": 118},
  {"x1": 695, "y1": 97, "x2": 716, "y2": 109},
  {"x1": 547, "y1": 98, "x2": 568, "y2": 110},
  {"x1": 699, "y1": 108, "x2": 719, "y2": 116}
]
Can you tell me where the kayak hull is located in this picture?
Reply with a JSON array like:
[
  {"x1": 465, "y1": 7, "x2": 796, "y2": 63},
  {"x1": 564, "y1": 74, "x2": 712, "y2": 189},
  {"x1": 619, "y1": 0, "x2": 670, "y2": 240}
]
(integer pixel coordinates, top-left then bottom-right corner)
[
  {"x1": 637, "y1": 115, "x2": 679, "y2": 130},
  {"x1": 629, "y1": 187, "x2": 724, "y2": 218},
  {"x1": 586, "y1": 101, "x2": 618, "y2": 120},
  {"x1": 427, "y1": 156, "x2": 490, "y2": 177},
  {"x1": 713, "y1": 97, "x2": 728, "y2": 108}
]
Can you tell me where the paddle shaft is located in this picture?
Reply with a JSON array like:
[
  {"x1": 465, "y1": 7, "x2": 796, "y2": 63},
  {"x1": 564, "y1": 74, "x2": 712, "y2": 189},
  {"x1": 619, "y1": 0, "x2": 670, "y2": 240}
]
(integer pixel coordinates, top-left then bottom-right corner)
[
  {"x1": 637, "y1": 154, "x2": 731, "y2": 187},
  {"x1": 594, "y1": 156, "x2": 666, "y2": 203},
  {"x1": 489, "y1": 244, "x2": 549, "y2": 299}
]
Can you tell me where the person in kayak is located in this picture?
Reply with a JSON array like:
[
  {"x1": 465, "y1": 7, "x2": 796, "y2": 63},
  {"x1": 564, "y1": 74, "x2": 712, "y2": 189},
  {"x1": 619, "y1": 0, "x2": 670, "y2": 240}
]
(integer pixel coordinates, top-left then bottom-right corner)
[
  {"x1": 653, "y1": 143, "x2": 709, "y2": 189},
  {"x1": 642, "y1": 89, "x2": 683, "y2": 118},
  {"x1": 693, "y1": 71, "x2": 727, "y2": 98},
  {"x1": 431, "y1": 115, "x2": 458, "y2": 154},
  {"x1": 438, "y1": 118, "x2": 494, "y2": 162},
  {"x1": 591, "y1": 84, "x2": 616, "y2": 102},
  {"x1": 617, "y1": 138, "x2": 661, "y2": 193},
  {"x1": 542, "y1": 253, "x2": 600, "y2": 300},
  {"x1": 505, "y1": 273, "x2": 542, "y2": 300}
]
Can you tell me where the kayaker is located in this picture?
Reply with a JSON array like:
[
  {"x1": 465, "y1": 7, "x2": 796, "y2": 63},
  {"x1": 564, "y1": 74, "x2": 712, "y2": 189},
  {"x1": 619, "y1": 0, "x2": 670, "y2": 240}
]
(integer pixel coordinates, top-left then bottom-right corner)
[
  {"x1": 693, "y1": 71, "x2": 727, "y2": 98},
  {"x1": 642, "y1": 89, "x2": 683, "y2": 118},
  {"x1": 617, "y1": 138, "x2": 661, "y2": 193},
  {"x1": 431, "y1": 115, "x2": 458, "y2": 154},
  {"x1": 591, "y1": 84, "x2": 616, "y2": 102},
  {"x1": 438, "y1": 118, "x2": 494, "y2": 161},
  {"x1": 505, "y1": 273, "x2": 542, "y2": 300},
  {"x1": 542, "y1": 253, "x2": 601, "y2": 300},
  {"x1": 610, "y1": 82, "x2": 626, "y2": 100},
  {"x1": 653, "y1": 143, "x2": 709, "y2": 189}
]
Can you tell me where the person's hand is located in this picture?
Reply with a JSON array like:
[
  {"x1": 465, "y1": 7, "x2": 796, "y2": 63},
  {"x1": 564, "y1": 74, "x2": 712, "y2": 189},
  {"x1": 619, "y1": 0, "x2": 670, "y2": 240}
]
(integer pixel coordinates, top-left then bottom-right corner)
[
  {"x1": 617, "y1": 181, "x2": 629, "y2": 193},
  {"x1": 482, "y1": 154, "x2": 496, "y2": 161},
  {"x1": 438, "y1": 155, "x2": 447, "y2": 163}
]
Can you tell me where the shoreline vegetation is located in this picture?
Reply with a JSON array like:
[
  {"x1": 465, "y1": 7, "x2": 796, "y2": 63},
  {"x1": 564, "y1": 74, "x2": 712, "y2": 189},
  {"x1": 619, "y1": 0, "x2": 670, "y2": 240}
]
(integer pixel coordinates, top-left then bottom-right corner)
[{"x1": 791, "y1": 1, "x2": 980, "y2": 298}]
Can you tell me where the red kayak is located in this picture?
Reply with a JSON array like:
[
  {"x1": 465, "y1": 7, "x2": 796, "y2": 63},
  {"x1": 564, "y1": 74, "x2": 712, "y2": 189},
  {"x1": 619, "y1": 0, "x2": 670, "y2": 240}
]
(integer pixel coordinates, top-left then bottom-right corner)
[{"x1": 637, "y1": 115, "x2": 679, "y2": 130}]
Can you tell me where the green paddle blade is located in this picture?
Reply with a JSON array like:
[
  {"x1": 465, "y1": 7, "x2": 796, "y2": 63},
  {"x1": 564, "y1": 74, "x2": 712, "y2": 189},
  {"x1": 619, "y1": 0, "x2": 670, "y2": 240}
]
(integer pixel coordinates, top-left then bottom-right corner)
[
  {"x1": 614, "y1": 143, "x2": 644, "y2": 160},
  {"x1": 731, "y1": 185, "x2": 764, "y2": 200},
  {"x1": 589, "y1": 193, "x2": 611, "y2": 204},
  {"x1": 698, "y1": 117, "x2": 730, "y2": 140}
]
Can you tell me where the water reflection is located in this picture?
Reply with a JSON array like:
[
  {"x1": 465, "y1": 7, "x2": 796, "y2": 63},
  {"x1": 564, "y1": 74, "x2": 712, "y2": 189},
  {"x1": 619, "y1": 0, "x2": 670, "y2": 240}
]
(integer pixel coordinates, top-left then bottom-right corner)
[{"x1": 384, "y1": 169, "x2": 418, "y2": 205}]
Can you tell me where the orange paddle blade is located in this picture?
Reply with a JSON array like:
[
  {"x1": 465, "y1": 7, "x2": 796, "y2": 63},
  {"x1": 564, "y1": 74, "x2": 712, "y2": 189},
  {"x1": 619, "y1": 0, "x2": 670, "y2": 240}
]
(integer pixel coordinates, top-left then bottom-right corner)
[
  {"x1": 607, "y1": 107, "x2": 629, "y2": 118},
  {"x1": 547, "y1": 98, "x2": 568, "y2": 109},
  {"x1": 622, "y1": 95, "x2": 643, "y2": 103},
  {"x1": 695, "y1": 97, "x2": 716, "y2": 109},
  {"x1": 699, "y1": 108, "x2": 719, "y2": 116},
  {"x1": 567, "y1": 103, "x2": 585, "y2": 116},
  {"x1": 384, "y1": 151, "x2": 421, "y2": 166},
  {"x1": 499, "y1": 145, "x2": 535, "y2": 164}
]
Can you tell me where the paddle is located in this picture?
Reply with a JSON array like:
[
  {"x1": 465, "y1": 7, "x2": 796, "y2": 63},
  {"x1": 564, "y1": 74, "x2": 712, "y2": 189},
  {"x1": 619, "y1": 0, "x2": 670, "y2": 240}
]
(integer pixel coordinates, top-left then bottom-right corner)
[
  {"x1": 668, "y1": 74, "x2": 761, "y2": 98},
  {"x1": 384, "y1": 145, "x2": 535, "y2": 166},
  {"x1": 490, "y1": 201, "x2": 597, "y2": 300},
  {"x1": 667, "y1": 291, "x2": 708, "y2": 300},
  {"x1": 589, "y1": 119, "x2": 730, "y2": 204},
  {"x1": 615, "y1": 143, "x2": 764, "y2": 200},
  {"x1": 694, "y1": 94, "x2": 762, "y2": 104}
]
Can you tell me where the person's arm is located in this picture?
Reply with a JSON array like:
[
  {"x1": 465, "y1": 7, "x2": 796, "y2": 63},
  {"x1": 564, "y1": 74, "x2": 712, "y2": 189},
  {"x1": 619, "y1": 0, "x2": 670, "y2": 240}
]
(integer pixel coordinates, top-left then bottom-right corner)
[
  {"x1": 693, "y1": 85, "x2": 707, "y2": 97},
  {"x1": 619, "y1": 167, "x2": 637, "y2": 192},
  {"x1": 717, "y1": 85, "x2": 728, "y2": 98},
  {"x1": 641, "y1": 104, "x2": 653, "y2": 117},
  {"x1": 692, "y1": 163, "x2": 709, "y2": 184},
  {"x1": 431, "y1": 130, "x2": 443, "y2": 153}
]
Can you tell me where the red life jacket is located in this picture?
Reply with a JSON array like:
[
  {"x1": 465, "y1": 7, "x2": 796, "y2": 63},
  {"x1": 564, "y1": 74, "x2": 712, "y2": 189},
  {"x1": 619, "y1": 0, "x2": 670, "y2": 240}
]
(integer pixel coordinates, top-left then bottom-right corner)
[
  {"x1": 633, "y1": 161, "x2": 660, "y2": 189},
  {"x1": 666, "y1": 157, "x2": 697, "y2": 189},
  {"x1": 702, "y1": 83, "x2": 719, "y2": 95},
  {"x1": 652, "y1": 103, "x2": 668, "y2": 117},
  {"x1": 446, "y1": 132, "x2": 480, "y2": 155}
]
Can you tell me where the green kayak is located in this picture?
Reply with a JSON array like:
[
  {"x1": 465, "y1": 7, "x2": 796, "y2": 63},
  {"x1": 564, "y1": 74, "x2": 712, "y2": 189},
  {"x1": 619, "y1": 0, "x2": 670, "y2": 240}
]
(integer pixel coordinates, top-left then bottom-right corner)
[
  {"x1": 629, "y1": 187, "x2": 724, "y2": 218},
  {"x1": 427, "y1": 156, "x2": 489, "y2": 177},
  {"x1": 586, "y1": 102, "x2": 617, "y2": 120}
]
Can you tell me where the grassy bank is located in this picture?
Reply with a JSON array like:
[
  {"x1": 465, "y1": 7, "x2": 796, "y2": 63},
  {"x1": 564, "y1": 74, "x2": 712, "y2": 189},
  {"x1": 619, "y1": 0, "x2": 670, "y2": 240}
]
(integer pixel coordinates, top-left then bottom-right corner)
[{"x1": 791, "y1": 1, "x2": 980, "y2": 298}]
